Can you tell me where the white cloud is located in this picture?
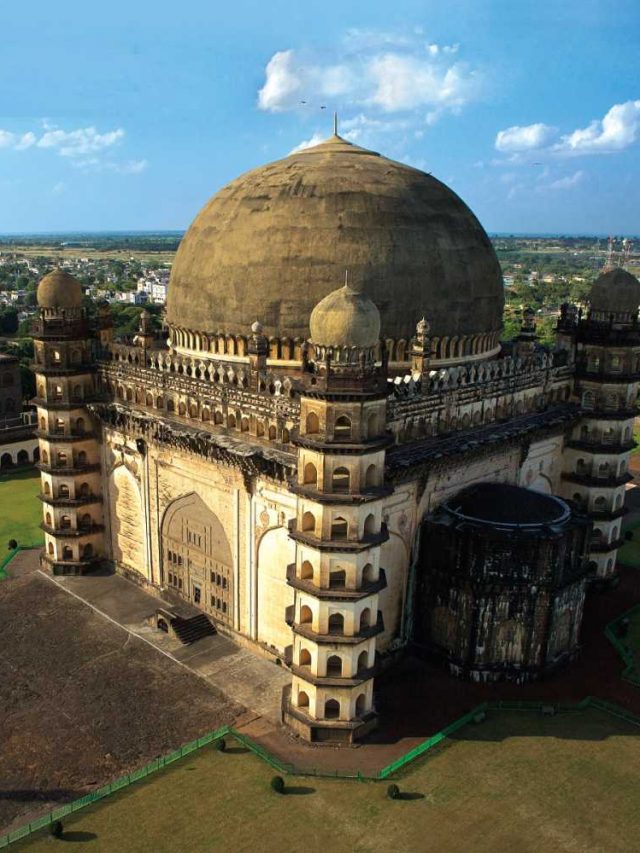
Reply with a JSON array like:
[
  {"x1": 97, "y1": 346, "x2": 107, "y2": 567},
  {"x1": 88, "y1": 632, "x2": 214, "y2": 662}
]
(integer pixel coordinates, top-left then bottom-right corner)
[
  {"x1": 546, "y1": 170, "x2": 584, "y2": 190},
  {"x1": 37, "y1": 126, "x2": 125, "y2": 158},
  {"x1": 51, "y1": 181, "x2": 66, "y2": 195},
  {"x1": 257, "y1": 32, "x2": 483, "y2": 125},
  {"x1": 289, "y1": 134, "x2": 326, "y2": 154},
  {"x1": 495, "y1": 122, "x2": 556, "y2": 152},
  {"x1": 0, "y1": 123, "x2": 145, "y2": 174},
  {"x1": 554, "y1": 100, "x2": 640, "y2": 155}
]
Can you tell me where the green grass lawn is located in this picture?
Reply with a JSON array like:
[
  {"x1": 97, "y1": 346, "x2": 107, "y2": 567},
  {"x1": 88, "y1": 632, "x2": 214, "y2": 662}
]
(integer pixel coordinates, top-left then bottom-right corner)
[
  {"x1": 0, "y1": 468, "x2": 43, "y2": 552},
  {"x1": 18, "y1": 708, "x2": 640, "y2": 853},
  {"x1": 617, "y1": 520, "x2": 640, "y2": 567}
]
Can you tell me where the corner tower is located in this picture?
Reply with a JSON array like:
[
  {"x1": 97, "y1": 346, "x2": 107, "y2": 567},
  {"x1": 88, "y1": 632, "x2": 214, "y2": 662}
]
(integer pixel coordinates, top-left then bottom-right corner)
[
  {"x1": 560, "y1": 268, "x2": 640, "y2": 582},
  {"x1": 283, "y1": 281, "x2": 391, "y2": 743},
  {"x1": 32, "y1": 270, "x2": 105, "y2": 574}
]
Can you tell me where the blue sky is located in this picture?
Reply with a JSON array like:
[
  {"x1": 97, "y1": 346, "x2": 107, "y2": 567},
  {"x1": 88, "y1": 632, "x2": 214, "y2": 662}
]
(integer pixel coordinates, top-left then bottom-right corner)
[{"x1": 1, "y1": 0, "x2": 639, "y2": 234}]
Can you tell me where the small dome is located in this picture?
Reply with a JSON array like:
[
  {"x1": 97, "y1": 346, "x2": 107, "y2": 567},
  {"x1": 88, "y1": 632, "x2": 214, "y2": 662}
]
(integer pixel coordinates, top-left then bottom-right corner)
[
  {"x1": 37, "y1": 269, "x2": 83, "y2": 309},
  {"x1": 589, "y1": 268, "x2": 640, "y2": 315},
  {"x1": 309, "y1": 282, "x2": 381, "y2": 348}
]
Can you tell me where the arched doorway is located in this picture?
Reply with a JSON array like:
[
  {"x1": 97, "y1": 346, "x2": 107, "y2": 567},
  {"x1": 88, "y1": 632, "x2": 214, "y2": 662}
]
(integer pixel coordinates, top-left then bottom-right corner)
[{"x1": 162, "y1": 493, "x2": 233, "y2": 625}]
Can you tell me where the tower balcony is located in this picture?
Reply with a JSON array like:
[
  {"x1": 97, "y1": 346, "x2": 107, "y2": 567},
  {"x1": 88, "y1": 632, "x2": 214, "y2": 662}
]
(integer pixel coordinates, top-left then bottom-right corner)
[
  {"x1": 566, "y1": 438, "x2": 636, "y2": 454},
  {"x1": 32, "y1": 396, "x2": 98, "y2": 411},
  {"x1": 38, "y1": 492, "x2": 103, "y2": 508},
  {"x1": 286, "y1": 563, "x2": 387, "y2": 600},
  {"x1": 289, "y1": 662, "x2": 377, "y2": 688},
  {"x1": 288, "y1": 481, "x2": 393, "y2": 504},
  {"x1": 41, "y1": 553, "x2": 100, "y2": 576},
  {"x1": 589, "y1": 536, "x2": 626, "y2": 553},
  {"x1": 37, "y1": 461, "x2": 101, "y2": 476},
  {"x1": 582, "y1": 407, "x2": 638, "y2": 420},
  {"x1": 293, "y1": 432, "x2": 394, "y2": 455},
  {"x1": 33, "y1": 363, "x2": 96, "y2": 376},
  {"x1": 41, "y1": 522, "x2": 105, "y2": 537},
  {"x1": 292, "y1": 612, "x2": 384, "y2": 644},
  {"x1": 562, "y1": 471, "x2": 633, "y2": 488},
  {"x1": 288, "y1": 519, "x2": 389, "y2": 552},
  {"x1": 36, "y1": 429, "x2": 96, "y2": 443}
]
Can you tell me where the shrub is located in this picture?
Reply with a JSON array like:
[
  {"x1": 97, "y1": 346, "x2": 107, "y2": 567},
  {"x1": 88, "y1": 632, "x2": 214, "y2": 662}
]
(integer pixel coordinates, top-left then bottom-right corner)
[
  {"x1": 387, "y1": 783, "x2": 400, "y2": 800},
  {"x1": 50, "y1": 820, "x2": 63, "y2": 838},
  {"x1": 7, "y1": 539, "x2": 17, "y2": 550},
  {"x1": 271, "y1": 775, "x2": 285, "y2": 794},
  {"x1": 214, "y1": 738, "x2": 226, "y2": 752}
]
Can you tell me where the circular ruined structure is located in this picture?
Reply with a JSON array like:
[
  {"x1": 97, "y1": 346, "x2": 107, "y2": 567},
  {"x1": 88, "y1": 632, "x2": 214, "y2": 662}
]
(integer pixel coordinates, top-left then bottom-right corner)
[{"x1": 415, "y1": 483, "x2": 591, "y2": 683}]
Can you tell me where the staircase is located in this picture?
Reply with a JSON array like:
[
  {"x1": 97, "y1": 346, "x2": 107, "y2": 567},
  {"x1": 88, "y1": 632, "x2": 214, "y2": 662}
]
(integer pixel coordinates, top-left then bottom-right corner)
[{"x1": 171, "y1": 612, "x2": 216, "y2": 645}]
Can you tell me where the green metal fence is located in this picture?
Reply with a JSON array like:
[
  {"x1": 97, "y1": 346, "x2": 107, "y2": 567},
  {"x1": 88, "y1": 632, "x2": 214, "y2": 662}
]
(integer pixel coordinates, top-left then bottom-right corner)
[
  {"x1": 0, "y1": 545, "x2": 40, "y2": 580},
  {"x1": 4, "y1": 696, "x2": 639, "y2": 848},
  {"x1": 605, "y1": 604, "x2": 640, "y2": 687}
]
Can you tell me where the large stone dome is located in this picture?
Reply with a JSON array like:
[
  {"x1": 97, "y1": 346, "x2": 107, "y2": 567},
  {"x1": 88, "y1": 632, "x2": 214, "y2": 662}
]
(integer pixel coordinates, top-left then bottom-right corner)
[{"x1": 167, "y1": 134, "x2": 504, "y2": 346}]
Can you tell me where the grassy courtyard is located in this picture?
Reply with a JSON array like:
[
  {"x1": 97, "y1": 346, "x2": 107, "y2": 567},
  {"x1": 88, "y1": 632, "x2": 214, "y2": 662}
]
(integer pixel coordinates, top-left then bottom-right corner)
[
  {"x1": 617, "y1": 520, "x2": 640, "y2": 568},
  {"x1": 17, "y1": 707, "x2": 640, "y2": 853},
  {"x1": 0, "y1": 468, "x2": 42, "y2": 555}
]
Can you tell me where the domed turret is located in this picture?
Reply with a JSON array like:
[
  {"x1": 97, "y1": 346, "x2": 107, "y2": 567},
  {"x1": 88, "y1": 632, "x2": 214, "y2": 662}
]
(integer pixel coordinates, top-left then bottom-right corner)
[
  {"x1": 589, "y1": 268, "x2": 640, "y2": 318},
  {"x1": 309, "y1": 280, "x2": 380, "y2": 348},
  {"x1": 37, "y1": 269, "x2": 83, "y2": 310}
]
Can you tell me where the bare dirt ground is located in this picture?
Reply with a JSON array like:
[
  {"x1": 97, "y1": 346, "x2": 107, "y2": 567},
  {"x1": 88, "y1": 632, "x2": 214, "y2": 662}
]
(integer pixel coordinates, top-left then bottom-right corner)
[{"x1": 0, "y1": 566, "x2": 244, "y2": 834}]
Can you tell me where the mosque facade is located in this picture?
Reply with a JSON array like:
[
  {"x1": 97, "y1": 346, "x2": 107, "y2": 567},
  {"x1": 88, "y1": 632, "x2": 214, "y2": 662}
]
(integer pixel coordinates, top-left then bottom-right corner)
[{"x1": 31, "y1": 135, "x2": 640, "y2": 743}]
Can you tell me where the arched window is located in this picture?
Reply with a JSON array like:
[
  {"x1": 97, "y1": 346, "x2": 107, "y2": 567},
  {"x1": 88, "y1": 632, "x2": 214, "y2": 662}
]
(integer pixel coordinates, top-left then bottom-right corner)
[
  {"x1": 326, "y1": 655, "x2": 342, "y2": 677},
  {"x1": 45, "y1": 512, "x2": 52, "y2": 527},
  {"x1": 62, "y1": 546, "x2": 73, "y2": 560},
  {"x1": 42, "y1": 450, "x2": 49, "y2": 464},
  {"x1": 306, "y1": 412, "x2": 320, "y2": 434},
  {"x1": 328, "y1": 613, "x2": 344, "y2": 635},
  {"x1": 300, "y1": 605, "x2": 313, "y2": 625},
  {"x1": 39, "y1": 416, "x2": 46, "y2": 431},
  {"x1": 355, "y1": 694, "x2": 366, "y2": 717},
  {"x1": 0, "y1": 452, "x2": 12, "y2": 469},
  {"x1": 301, "y1": 560, "x2": 314, "y2": 580},
  {"x1": 282, "y1": 428, "x2": 290, "y2": 443},
  {"x1": 227, "y1": 414, "x2": 236, "y2": 429},
  {"x1": 79, "y1": 482, "x2": 90, "y2": 498},
  {"x1": 329, "y1": 569, "x2": 346, "y2": 589},
  {"x1": 60, "y1": 515, "x2": 71, "y2": 530},
  {"x1": 359, "y1": 608, "x2": 371, "y2": 630},
  {"x1": 83, "y1": 543, "x2": 93, "y2": 559},
  {"x1": 363, "y1": 514, "x2": 376, "y2": 536},
  {"x1": 298, "y1": 648, "x2": 312, "y2": 667},
  {"x1": 367, "y1": 412, "x2": 378, "y2": 438},
  {"x1": 332, "y1": 467, "x2": 350, "y2": 493},
  {"x1": 17, "y1": 449, "x2": 28, "y2": 465},
  {"x1": 324, "y1": 699, "x2": 340, "y2": 720},
  {"x1": 77, "y1": 450, "x2": 87, "y2": 466},
  {"x1": 268, "y1": 425, "x2": 277, "y2": 440},
  {"x1": 75, "y1": 417, "x2": 85, "y2": 434},
  {"x1": 362, "y1": 563, "x2": 375, "y2": 585},
  {"x1": 57, "y1": 451, "x2": 68, "y2": 466},
  {"x1": 331, "y1": 516, "x2": 348, "y2": 540},
  {"x1": 303, "y1": 463, "x2": 318, "y2": 486},
  {"x1": 241, "y1": 417, "x2": 249, "y2": 432},
  {"x1": 365, "y1": 464, "x2": 377, "y2": 488},
  {"x1": 582, "y1": 390, "x2": 595, "y2": 411},
  {"x1": 48, "y1": 542, "x2": 54, "y2": 556},
  {"x1": 255, "y1": 419, "x2": 263, "y2": 435},
  {"x1": 166, "y1": 398, "x2": 175, "y2": 413},
  {"x1": 297, "y1": 690, "x2": 310, "y2": 709},
  {"x1": 80, "y1": 513, "x2": 92, "y2": 529},
  {"x1": 594, "y1": 495, "x2": 606, "y2": 510},
  {"x1": 59, "y1": 484, "x2": 70, "y2": 498},
  {"x1": 334, "y1": 415, "x2": 352, "y2": 440},
  {"x1": 178, "y1": 401, "x2": 186, "y2": 416},
  {"x1": 43, "y1": 481, "x2": 51, "y2": 495},
  {"x1": 302, "y1": 511, "x2": 316, "y2": 533},
  {"x1": 357, "y1": 650, "x2": 369, "y2": 673}
]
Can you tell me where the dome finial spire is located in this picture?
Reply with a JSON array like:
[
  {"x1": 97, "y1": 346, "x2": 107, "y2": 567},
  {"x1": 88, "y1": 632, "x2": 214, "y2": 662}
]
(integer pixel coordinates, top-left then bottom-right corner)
[{"x1": 333, "y1": 111, "x2": 338, "y2": 137}]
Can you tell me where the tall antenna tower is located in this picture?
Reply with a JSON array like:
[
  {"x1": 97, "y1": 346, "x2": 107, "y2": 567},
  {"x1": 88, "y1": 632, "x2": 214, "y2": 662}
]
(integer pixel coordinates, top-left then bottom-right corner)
[
  {"x1": 603, "y1": 235, "x2": 615, "y2": 271},
  {"x1": 620, "y1": 238, "x2": 632, "y2": 269}
]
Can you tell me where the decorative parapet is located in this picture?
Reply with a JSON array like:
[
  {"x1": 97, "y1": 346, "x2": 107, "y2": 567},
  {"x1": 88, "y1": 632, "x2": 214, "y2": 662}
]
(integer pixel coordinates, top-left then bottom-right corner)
[{"x1": 89, "y1": 402, "x2": 296, "y2": 482}]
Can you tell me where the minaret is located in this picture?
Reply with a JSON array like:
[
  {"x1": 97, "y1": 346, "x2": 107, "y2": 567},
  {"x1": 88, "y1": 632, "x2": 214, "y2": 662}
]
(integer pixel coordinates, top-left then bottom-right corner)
[
  {"x1": 283, "y1": 279, "x2": 391, "y2": 743},
  {"x1": 32, "y1": 270, "x2": 104, "y2": 575},
  {"x1": 560, "y1": 268, "x2": 640, "y2": 583}
]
